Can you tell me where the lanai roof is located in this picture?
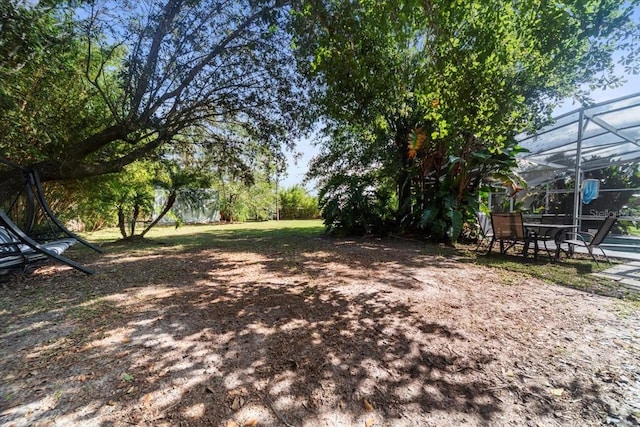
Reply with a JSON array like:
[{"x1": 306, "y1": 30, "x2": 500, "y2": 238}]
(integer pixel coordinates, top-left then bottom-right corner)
[{"x1": 516, "y1": 92, "x2": 640, "y2": 187}]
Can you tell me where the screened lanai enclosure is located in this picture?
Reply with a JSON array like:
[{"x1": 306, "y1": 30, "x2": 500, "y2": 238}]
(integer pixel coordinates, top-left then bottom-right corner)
[{"x1": 487, "y1": 92, "x2": 640, "y2": 255}]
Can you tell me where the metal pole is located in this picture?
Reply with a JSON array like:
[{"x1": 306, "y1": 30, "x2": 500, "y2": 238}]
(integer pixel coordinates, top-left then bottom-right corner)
[
  {"x1": 545, "y1": 183, "x2": 550, "y2": 213},
  {"x1": 275, "y1": 174, "x2": 280, "y2": 221},
  {"x1": 572, "y1": 110, "x2": 586, "y2": 234}
]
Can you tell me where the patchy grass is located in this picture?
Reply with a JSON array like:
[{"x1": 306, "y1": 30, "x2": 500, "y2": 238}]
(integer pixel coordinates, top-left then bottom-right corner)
[
  {"x1": 67, "y1": 299, "x2": 118, "y2": 322},
  {"x1": 471, "y1": 248, "x2": 640, "y2": 302},
  {"x1": 81, "y1": 220, "x2": 639, "y2": 302}
]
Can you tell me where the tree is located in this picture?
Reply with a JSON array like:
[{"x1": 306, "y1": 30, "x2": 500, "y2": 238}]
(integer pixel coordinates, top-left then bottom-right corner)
[
  {"x1": 0, "y1": 0, "x2": 309, "y2": 200},
  {"x1": 102, "y1": 162, "x2": 157, "y2": 239},
  {"x1": 296, "y1": 0, "x2": 639, "y2": 242},
  {"x1": 279, "y1": 185, "x2": 319, "y2": 219},
  {"x1": 216, "y1": 178, "x2": 274, "y2": 222},
  {"x1": 0, "y1": 2, "x2": 113, "y2": 169},
  {"x1": 139, "y1": 157, "x2": 214, "y2": 237},
  {"x1": 208, "y1": 140, "x2": 284, "y2": 222}
]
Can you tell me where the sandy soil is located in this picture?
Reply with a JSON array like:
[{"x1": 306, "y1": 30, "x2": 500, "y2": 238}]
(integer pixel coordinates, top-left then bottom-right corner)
[{"x1": 1, "y1": 233, "x2": 639, "y2": 426}]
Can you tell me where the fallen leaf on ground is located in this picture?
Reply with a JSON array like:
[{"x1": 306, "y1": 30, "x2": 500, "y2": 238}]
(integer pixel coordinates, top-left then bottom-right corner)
[
  {"x1": 549, "y1": 388, "x2": 565, "y2": 397},
  {"x1": 228, "y1": 387, "x2": 248, "y2": 396},
  {"x1": 225, "y1": 420, "x2": 239, "y2": 427},
  {"x1": 364, "y1": 399, "x2": 374, "y2": 411},
  {"x1": 231, "y1": 396, "x2": 244, "y2": 410},
  {"x1": 244, "y1": 419, "x2": 258, "y2": 426},
  {"x1": 365, "y1": 418, "x2": 375, "y2": 427}
]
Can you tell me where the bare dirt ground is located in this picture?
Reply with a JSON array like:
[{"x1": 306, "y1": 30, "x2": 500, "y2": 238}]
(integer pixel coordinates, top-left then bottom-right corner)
[{"x1": 1, "y1": 227, "x2": 639, "y2": 427}]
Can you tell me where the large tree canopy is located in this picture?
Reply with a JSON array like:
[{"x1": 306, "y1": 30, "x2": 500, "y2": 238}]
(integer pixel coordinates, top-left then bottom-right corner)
[
  {"x1": 0, "y1": 0, "x2": 308, "y2": 199},
  {"x1": 295, "y1": 0, "x2": 640, "y2": 241}
]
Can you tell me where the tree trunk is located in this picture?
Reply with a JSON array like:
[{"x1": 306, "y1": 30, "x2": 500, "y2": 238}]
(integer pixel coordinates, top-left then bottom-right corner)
[
  {"x1": 130, "y1": 203, "x2": 140, "y2": 236},
  {"x1": 117, "y1": 207, "x2": 128, "y2": 239},
  {"x1": 140, "y1": 191, "x2": 177, "y2": 237},
  {"x1": 395, "y1": 123, "x2": 412, "y2": 227}
]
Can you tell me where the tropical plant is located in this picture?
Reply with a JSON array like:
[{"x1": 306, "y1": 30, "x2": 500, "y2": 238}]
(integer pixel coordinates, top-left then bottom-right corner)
[
  {"x1": 296, "y1": 0, "x2": 640, "y2": 243},
  {"x1": 319, "y1": 173, "x2": 396, "y2": 236}
]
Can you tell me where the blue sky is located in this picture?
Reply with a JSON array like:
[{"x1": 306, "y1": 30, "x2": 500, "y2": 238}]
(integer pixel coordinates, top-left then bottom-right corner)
[
  {"x1": 556, "y1": 71, "x2": 640, "y2": 115},
  {"x1": 282, "y1": 71, "x2": 640, "y2": 192},
  {"x1": 281, "y1": 134, "x2": 320, "y2": 191}
]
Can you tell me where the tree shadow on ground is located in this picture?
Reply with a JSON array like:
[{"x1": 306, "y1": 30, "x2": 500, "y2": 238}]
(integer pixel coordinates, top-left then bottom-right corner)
[{"x1": 0, "y1": 226, "x2": 628, "y2": 426}]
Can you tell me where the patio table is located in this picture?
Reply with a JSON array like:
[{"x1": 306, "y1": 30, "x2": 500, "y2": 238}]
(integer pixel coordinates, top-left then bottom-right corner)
[{"x1": 523, "y1": 223, "x2": 578, "y2": 261}]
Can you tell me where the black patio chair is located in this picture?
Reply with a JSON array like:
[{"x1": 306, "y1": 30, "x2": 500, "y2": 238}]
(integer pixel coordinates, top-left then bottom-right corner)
[{"x1": 564, "y1": 215, "x2": 617, "y2": 266}]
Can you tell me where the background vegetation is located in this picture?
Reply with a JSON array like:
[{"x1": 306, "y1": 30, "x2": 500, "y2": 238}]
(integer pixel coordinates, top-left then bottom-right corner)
[
  {"x1": 1, "y1": 0, "x2": 639, "y2": 242},
  {"x1": 296, "y1": 0, "x2": 640, "y2": 241}
]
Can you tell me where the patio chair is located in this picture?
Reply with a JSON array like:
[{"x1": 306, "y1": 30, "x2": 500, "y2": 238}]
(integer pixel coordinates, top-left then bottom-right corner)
[
  {"x1": 475, "y1": 212, "x2": 493, "y2": 251},
  {"x1": 527, "y1": 224, "x2": 578, "y2": 262},
  {"x1": 487, "y1": 212, "x2": 538, "y2": 258},
  {"x1": 564, "y1": 215, "x2": 617, "y2": 266}
]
